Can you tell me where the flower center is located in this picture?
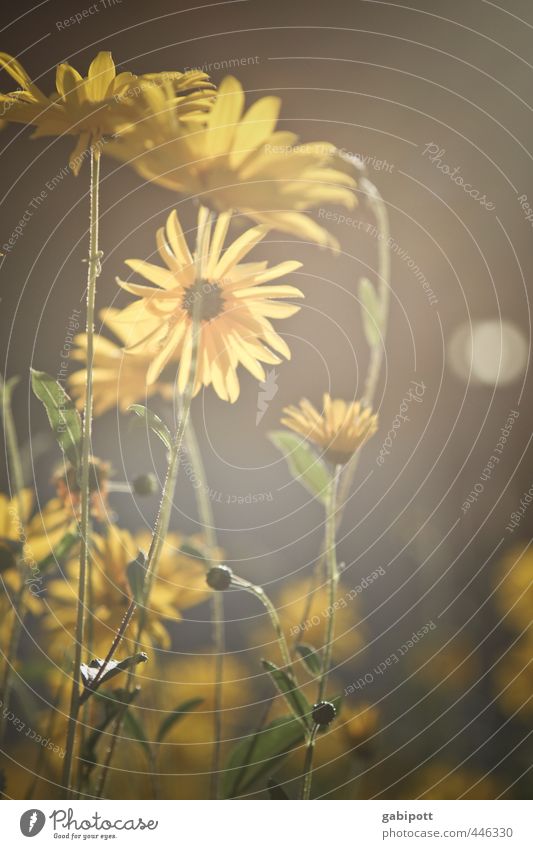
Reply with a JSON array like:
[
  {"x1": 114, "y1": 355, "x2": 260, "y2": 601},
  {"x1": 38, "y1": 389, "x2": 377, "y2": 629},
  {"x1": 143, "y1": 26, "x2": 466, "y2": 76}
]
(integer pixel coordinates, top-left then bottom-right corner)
[{"x1": 182, "y1": 280, "x2": 225, "y2": 322}]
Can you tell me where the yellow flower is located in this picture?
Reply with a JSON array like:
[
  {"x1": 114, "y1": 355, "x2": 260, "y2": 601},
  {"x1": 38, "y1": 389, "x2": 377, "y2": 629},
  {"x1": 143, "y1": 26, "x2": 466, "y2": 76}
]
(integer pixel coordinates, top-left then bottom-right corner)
[
  {"x1": 281, "y1": 394, "x2": 378, "y2": 465},
  {"x1": 43, "y1": 527, "x2": 213, "y2": 658},
  {"x1": 111, "y1": 207, "x2": 303, "y2": 402},
  {"x1": 107, "y1": 76, "x2": 356, "y2": 247},
  {"x1": 495, "y1": 545, "x2": 533, "y2": 632},
  {"x1": 69, "y1": 308, "x2": 175, "y2": 416},
  {"x1": 0, "y1": 51, "x2": 213, "y2": 173}
]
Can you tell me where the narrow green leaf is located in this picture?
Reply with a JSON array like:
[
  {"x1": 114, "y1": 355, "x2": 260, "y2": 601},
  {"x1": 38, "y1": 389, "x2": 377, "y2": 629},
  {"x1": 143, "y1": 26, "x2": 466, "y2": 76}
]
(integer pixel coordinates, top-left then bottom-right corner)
[
  {"x1": 157, "y1": 698, "x2": 204, "y2": 743},
  {"x1": 261, "y1": 660, "x2": 311, "y2": 730},
  {"x1": 268, "y1": 430, "x2": 331, "y2": 504},
  {"x1": 31, "y1": 370, "x2": 82, "y2": 468},
  {"x1": 295, "y1": 643, "x2": 322, "y2": 676},
  {"x1": 267, "y1": 778, "x2": 290, "y2": 799},
  {"x1": 126, "y1": 552, "x2": 146, "y2": 604},
  {"x1": 222, "y1": 716, "x2": 305, "y2": 799},
  {"x1": 123, "y1": 708, "x2": 151, "y2": 760},
  {"x1": 359, "y1": 277, "x2": 383, "y2": 348},
  {"x1": 80, "y1": 688, "x2": 139, "y2": 778},
  {"x1": 128, "y1": 404, "x2": 171, "y2": 450},
  {"x1": 36, "y1": 529, "x2": 79, "y2": 573}
]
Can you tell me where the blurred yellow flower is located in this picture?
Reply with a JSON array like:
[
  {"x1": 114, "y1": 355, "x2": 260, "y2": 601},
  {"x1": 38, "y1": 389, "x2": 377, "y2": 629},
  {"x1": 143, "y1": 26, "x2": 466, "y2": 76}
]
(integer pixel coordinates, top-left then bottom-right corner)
[
  {"x1": 408, "y1": 763, "x2": 501, "y2": 800},
  {"x1": 43, "y1": 527, "x2": 212, "y2": 658},
  {"x1": 495, "y1": 544, "x2": 533, "y2": 632},
  {"x1": 69, "y1": 308, "x2": 175, "y2": 416},
  {"x1": 107, "y1": 75, "x2": 356, "y2": 247},
  {"x1": 281, "y1": 394, "x2": 378, "y2": 465},
  {"x1": 0, "y1": 51, "x2": 213, "y2": 173},
  {"x1": 492, "y1": 633, "x2": 533, "y2": 720},
  {"x1": 111, "y1": 207, "x2": 303, "y2": 402}
]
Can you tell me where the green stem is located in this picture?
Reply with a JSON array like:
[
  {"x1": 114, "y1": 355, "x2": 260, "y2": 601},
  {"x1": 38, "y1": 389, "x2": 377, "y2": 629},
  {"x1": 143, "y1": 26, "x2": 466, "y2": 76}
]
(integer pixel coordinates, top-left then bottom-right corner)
[
  {"x1": 318, "y1": 468, "x2": 340, "y2": 702},
  {"x1": 183, "y1": 421, "x2": 224, "y2": 801},
  {"x1": 0, "y1": 377, "x2": 29, "y2": 744},
  {"x1": 62, "y1": 146, "x2": 101, "y2": 796},
  {"x1": 237, "y1": 579, "x2": 294, "y2": 677},
  {"x1": 93, "y1": 209, "x2": 210, "y2": 799},
  {"x1": 301, "y1": 470, "x2": 339, "y2": 801},
  {"x1": 301, "y1": 723, "x2": 319, "y2": 800},
  {"x1": 293, "y1": 176, "x2": 391, "y2": 643}
]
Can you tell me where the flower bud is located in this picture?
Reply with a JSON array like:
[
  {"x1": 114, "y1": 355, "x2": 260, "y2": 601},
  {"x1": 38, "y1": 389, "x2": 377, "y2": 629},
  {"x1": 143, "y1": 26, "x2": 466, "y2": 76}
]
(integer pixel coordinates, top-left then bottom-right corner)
[
  {"x1": 206, "y1": 564, "x2": 233, "y2": 591},
  {"x1": 132, "y1": 473, "x2": 158, "y2": 496},
  {"x1": 311, "y1": 700, "x2": 336, "y2": 727}
]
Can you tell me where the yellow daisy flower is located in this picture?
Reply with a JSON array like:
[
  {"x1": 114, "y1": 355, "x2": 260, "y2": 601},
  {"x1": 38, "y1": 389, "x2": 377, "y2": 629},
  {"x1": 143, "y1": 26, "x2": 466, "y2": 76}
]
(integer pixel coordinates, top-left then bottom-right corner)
[
  {"x1": 68, "y1": 308, "x2": 175, "y2": 416},
  {"x1": 281, "y1": 394, "x2": 378, "y2": 465},
  {"x1": 0, "y1": 51, "x2": 213, "y2": 173},
  {"x1": 107, "y1": 75, "x2": 356, "y2": 247},
  {"x1": 43, "y1": 527, "x2": 213, "y2": 658},
  {"x1": 111, "y1": 207, "x2": 304, "y2": 402}
]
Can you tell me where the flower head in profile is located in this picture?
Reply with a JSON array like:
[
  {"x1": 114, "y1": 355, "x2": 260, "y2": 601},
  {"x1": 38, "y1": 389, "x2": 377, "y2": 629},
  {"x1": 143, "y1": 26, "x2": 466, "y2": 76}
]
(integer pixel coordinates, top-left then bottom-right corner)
[
  {"x1": 69, "y1": 307, "x2": 175, "y2": 416},
  {"x1": 281, "y1": 394, "x2": 378, "y2": 465},
  {"x1": 111, "y1": 207, "x2": 304, "y2": 402},
  {"x1": 107, "y1": 76, "x2": 357, "y2": 248},
  {"x1": 0, "y1": 51, "x2": 213, "y2": 173}
]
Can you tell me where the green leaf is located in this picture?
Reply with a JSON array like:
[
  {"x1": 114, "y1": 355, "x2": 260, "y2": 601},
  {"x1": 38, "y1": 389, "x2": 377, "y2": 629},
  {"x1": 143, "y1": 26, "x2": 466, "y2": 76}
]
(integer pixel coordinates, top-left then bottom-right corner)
[
  {"x1": 126, "y1": 552, "x2": 146, "y2": 604},
  {"x1": 178, "y1": 542, "x2": 208, "y2": 565},
  {"x1": 359, "y1": 277, "x2": 383, "y2": 348},
  {"x1": 267, "y1": 778, "x2": 290, "y2": 799},
  {"x1": 261, "y1": 660, "x2": 311, "y2": 731},
  {"x1": 31, "y1": 370, "x2": 82, "y2": 468},
  {"x1": 221, "y1": 716, "x2": 305, "y2": 799},
  {"x1": 0, "y1": 374, "x2": 20, "y2": 404},
  {"x1": 295, "y1": 644, "x2": 322, "y2": 676},
  {"x1": 123, "y1": 707, "x2": 151, "y2": 760},
  {"x1": 128, "y1": 404, "x2": 171, "y2": 450},
  {"x1": 268, "y1": 430, "x2": 331, "y2": 504},
  {"x1": 156, "y1": 698, "x2": 204, "y2": 743},
  {"x1": 80, "y1": 652, "x2": 148, "y2": 702},
  {"x1": 80, "y1": 687, "x2": 139, "y2": 778},
  {"x1": 36, "y1": 529, "x2": 79, "y2": 573}
]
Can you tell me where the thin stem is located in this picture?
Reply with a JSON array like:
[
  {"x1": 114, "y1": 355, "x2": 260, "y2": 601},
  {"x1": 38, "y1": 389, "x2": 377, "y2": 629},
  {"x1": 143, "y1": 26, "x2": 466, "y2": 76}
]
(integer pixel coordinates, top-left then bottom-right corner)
[
  {"x1": 301, "y1": 470, "x2": 339, "y2": 801},
  {"x1": 62, "y1": 146, "x2": 101, "y2": 796},
  {"x1": 0, "y1": 377, "x2": 28, "y2": 744},
  {"x1": 94, "y1": 209, "x2": 210, "y2": 799},
  {"x1": 318, "y1": 468, "x2": 340, "y2": 702},
  {"x1": 183, "y1": 421, "x2": 224, "y2": 801},
  {"x1": 293, "y1": 176, "x2": 392, "y2": 642},
  {"x1": 301, "y1": 724, "x2": 319, "y2": 800},
  {"x1": 236, "y1": 579, "x2": 294, "y2": 677}
]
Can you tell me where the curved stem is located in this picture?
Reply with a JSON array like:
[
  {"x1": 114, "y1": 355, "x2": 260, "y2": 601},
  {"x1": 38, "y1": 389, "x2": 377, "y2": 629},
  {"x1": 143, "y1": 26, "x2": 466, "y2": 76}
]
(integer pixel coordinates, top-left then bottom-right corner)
[
  {"x1": 237, "y1": 579, "x2": 294, "y2": 677},
  {"x1": 183, "y1": 421, "x2": 224, "y2": 801},
  {"x1": 62, "y1": 146, "x2": 101, "y2": 797}
]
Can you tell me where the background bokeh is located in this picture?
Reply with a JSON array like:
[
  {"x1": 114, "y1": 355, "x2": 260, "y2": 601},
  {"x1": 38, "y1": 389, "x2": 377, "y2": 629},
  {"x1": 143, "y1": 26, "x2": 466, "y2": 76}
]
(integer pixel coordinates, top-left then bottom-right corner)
[{"x1": 1, "y1": 0, "x2": 532, "y2": 799}]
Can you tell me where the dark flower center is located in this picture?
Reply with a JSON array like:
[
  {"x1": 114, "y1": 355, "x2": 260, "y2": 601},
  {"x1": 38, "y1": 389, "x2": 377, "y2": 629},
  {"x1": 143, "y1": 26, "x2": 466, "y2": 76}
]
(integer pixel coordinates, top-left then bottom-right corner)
[{"x1": 182, "y1": 280, "x2": 225, "y2": 322}]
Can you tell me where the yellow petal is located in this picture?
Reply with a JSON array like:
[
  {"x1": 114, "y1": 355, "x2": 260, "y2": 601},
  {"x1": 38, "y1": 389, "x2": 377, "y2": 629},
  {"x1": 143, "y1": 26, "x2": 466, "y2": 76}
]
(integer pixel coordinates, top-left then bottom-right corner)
[
  {"x1": 215, "y1": 225, "x2": 267, "y2": 279},
  {"x1": 230, "y1": 95, "x2": 281, "y2": 169},
  {"x1": 87, "y1": 52, "x2": 116, "y2": 101},
  {"x1": 125, "y1": 259, "x2": 177, "y2": 290},
  {"x1": 205, "y1": 75, "x2": 244, "y2": 157}
]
